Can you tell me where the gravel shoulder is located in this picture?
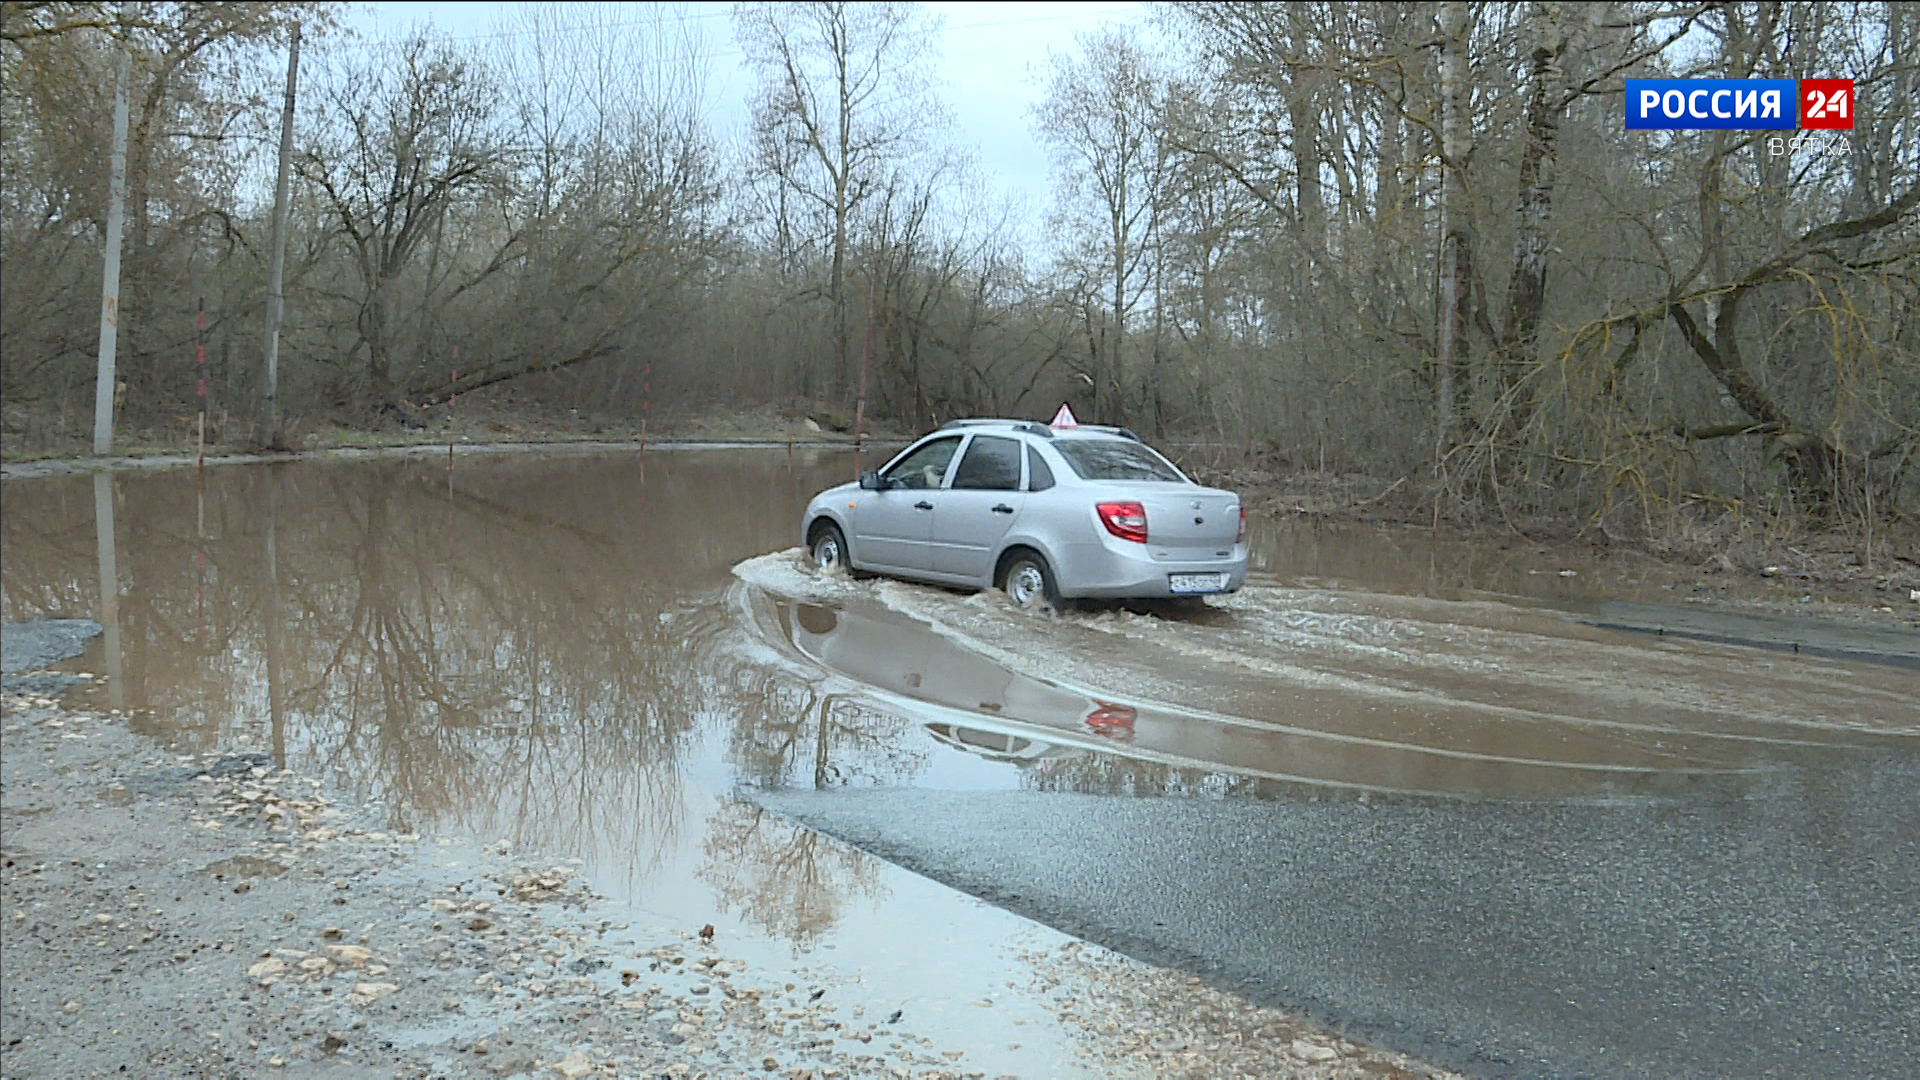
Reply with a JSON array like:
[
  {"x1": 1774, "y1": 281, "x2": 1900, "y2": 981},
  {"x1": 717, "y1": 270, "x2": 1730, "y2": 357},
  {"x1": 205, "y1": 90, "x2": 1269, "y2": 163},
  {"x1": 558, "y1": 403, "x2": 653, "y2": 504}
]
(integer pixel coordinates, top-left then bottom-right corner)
[
  {"x1": 4, "y1": 691, "x2": 893, "y2": 1079},
  {"x1": 2, "y1": 626, "x2": 1456, "y2": 1080}
]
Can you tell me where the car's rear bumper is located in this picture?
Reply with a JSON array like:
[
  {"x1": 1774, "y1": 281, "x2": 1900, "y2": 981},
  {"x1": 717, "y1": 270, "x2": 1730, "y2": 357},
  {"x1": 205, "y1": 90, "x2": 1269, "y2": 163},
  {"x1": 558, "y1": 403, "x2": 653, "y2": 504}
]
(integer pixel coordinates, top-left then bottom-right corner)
[{"x1": 1052, "y1": 539, "x2": 1247, "y2": 598}]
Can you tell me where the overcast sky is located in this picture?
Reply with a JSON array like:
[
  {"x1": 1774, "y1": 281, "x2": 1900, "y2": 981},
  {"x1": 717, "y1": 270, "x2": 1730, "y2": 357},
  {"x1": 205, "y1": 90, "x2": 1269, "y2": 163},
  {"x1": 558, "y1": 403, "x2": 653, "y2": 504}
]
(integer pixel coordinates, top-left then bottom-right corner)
[{"x1": 344, "y1": 1, "x2": 1152, "y2": 237}]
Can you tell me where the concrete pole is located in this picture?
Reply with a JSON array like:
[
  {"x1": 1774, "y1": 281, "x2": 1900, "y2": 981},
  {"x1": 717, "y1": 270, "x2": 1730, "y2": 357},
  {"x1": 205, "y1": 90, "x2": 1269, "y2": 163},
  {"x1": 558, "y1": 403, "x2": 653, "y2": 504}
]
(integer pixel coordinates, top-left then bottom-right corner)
[
  {"x1": 93, "y1": 473, "x2": 124, "y2": 709},
  {"x1": 259, "y1": 23, "x2": 301, "y2": 448},
  {"x1": 264, "y1": 468, "x2": 286, "y2": 767},
  {"x1": 92, "y1": 47, "x2": 131, "y2": 457},
  {"x1": 852, "y1": 270, "x2": 873, "y2": 477}
]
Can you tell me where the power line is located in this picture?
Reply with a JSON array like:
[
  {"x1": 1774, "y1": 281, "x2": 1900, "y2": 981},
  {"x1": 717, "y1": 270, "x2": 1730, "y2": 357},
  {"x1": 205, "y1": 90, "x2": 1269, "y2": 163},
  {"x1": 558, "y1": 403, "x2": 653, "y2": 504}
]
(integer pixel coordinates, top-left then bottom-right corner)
[
  {"x1": 336, "y1": 2, "x2": 1147, "y2": 55},
  {"x1": 335, "y1": 4, "x2": 729, "y2": 54},
  {"x1": 432, "y1": 6, "x2": 733, "y2": 44},
  {"x1": 945, "y1": 6, "x2": 1141, "y2": 34}
]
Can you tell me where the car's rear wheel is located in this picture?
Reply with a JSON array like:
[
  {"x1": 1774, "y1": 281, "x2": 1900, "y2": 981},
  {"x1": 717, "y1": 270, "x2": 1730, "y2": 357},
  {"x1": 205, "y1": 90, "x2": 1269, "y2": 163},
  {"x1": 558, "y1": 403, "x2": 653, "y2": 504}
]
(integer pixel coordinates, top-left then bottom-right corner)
[
  {"x1": 999, "y1": 550, "x2": 1058, "y2": 612},
  {"x1": 809, "y1": 522, "x2": 849, "y2": 574}
]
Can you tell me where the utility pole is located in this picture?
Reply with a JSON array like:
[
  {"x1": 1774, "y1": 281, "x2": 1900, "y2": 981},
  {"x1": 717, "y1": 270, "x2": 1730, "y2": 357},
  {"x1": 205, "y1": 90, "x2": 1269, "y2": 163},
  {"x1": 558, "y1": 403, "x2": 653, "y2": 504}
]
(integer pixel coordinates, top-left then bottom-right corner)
[
  {"x1": 195, "y1": 296, "x2": 207, "y2": 467},
  {"x1": 852, "y1": 270, "x2": 874, "y2": 476},
  {"x1": 92, "y1": 46, "x2": 131, "y2": 456},
  {"x1": 93, "y1": 473, "x2": 123, "y2": 708},
  {"x1": 259, "y1": 22, "x2": 301, "y2": 449}
]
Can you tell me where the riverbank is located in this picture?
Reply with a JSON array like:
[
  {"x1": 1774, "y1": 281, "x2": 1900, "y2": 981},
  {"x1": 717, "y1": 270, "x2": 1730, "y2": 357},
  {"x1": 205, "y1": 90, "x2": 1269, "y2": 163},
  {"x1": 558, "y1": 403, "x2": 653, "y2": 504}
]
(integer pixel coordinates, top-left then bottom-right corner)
[
  {"x1": 0, "y1": 402, "x2": 887, "y2": 471},
  {"x1": 1187, "y1": 465, "x2": 1919, "y2": 633}
]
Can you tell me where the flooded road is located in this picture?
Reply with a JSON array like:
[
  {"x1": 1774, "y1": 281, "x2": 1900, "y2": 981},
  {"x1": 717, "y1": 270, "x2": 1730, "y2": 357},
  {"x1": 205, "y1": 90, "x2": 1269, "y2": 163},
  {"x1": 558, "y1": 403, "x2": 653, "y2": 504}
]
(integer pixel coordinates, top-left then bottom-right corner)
[{"x1": 3, "y1": 449, "x2": 1916, "y2": 1079}]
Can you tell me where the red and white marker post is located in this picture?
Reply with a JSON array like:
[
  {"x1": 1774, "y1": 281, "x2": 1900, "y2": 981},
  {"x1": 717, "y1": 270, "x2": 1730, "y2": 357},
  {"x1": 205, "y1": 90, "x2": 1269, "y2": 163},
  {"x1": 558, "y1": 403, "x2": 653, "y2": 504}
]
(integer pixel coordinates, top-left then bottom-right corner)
[{"x1": 195, "y1": 296, "x2": 207, "y2": 468}]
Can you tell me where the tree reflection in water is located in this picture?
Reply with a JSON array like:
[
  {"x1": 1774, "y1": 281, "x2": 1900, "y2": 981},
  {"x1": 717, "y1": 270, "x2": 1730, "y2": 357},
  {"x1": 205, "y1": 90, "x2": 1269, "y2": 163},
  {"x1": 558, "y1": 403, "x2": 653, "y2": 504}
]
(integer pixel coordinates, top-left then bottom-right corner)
[
  {"x1": 721, "y1": 665, "x2": 927, "y2": 791},
  {"x1": 0, "y1": 454, "x2": 832, "y2": 900},
  {"x1": 699, "y1": 800, "x2": 886, "y2": 951},
  {"x1": 702, "y1": 660, "x2": 922, "y2": 948},
  {"x1": 1027, "y1": 753, "x2": 1351, "y2": 802}
]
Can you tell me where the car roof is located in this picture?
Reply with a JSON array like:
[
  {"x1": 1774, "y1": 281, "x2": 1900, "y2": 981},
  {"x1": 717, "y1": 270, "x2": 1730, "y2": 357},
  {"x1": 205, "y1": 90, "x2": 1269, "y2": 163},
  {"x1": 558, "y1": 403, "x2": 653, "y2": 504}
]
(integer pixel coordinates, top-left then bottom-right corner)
[
  {"x1": 936, "y1": 418, "x2": 1143, "y2": 442},
  {"x1": 1051, "y1": 427, "x2": 1143, "y2": 441}
]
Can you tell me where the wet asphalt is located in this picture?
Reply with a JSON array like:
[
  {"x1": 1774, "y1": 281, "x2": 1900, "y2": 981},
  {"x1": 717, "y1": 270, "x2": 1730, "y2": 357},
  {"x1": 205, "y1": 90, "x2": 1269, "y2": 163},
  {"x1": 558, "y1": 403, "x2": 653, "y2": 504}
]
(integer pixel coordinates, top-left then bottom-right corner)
[
  {"x1": 760, "y1": 763, "x2": 1920, "y2": 1080},
  {"x1": 1567, "y1": 601, "x2": 1920, "y2": 669}
]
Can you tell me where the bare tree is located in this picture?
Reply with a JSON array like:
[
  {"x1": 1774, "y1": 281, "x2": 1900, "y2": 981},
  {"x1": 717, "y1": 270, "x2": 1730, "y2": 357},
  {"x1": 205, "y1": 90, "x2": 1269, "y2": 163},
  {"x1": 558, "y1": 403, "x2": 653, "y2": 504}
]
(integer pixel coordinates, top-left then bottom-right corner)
[
  {"x1": 735, "y1": 0, "x2": 945, "y2": 405},
  {"x1": 1434, "y1": 0, "x2": 1472, "y2": 453},
  {"x1": 1, "y1": 1, "x2": 324, "y2": 435},
  {"x1": 462, "y1": 3, "x2": 724, "y2": 412},
  {"x1": 5, "y1": 0, "x2": 1912, "y2": 544},
  {"x1": 1034, "y1": 24, "x2": 1170, "y2": 425},
  {"x1": 299, "y1": 32, "x2": 515, "y2": 411},
  {"x1": 1159, "y1": 0, "x2": 1916, "y2": 536}
]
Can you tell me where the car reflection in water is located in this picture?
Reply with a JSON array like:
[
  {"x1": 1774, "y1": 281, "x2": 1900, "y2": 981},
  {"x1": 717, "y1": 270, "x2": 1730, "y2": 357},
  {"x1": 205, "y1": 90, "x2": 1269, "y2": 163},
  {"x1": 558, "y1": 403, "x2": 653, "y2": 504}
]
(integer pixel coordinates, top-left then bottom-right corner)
[
  {"x1": 924, "y1": 723, "x2": 1081, "y2": 765},
  {"x1": 757, "y1": 590, "x2": 1802, "y2": 801},
  {"x1": 817, "y1": 602, "x2": 1134, "y2": 755},
  {"x1": 1081, "y1": 701, "x2": 1138, "y2": 743},
  {"x1": 784, "y1": 601, "x2": 1099, "y2": 721},
  {"x1": 788, "y1": 600, "x2": 1102, "y2": 768},
  {"x1": 778, "y1": 596, "x2": 1445, "y2": 793}
]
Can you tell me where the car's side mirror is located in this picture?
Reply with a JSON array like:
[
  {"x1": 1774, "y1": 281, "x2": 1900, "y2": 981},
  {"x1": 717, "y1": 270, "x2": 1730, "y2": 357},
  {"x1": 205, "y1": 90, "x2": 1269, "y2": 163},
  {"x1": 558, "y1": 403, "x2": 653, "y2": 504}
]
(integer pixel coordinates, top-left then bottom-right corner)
[{"x1": 859, "y1": 469, "x2": 887, "y2": 491}]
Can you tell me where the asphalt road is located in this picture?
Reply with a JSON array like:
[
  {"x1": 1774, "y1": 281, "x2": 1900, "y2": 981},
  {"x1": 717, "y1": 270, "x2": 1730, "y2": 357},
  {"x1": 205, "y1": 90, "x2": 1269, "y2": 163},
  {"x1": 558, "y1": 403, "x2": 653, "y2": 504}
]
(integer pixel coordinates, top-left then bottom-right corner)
[
  {"x1": 1565, "y1": 601, "x2": 1920, "y2": 669},
  {"x1": 759, "y1": 765, "x2": 1920, "y2": 1079}
]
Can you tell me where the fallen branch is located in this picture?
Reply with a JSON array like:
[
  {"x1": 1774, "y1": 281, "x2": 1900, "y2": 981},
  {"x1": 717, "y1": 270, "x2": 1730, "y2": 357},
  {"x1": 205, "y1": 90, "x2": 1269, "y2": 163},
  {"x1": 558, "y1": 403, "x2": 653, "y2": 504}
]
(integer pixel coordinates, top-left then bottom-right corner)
[{"x1": 1351, "y1": 476, "x2": 1407, "y2": 508}]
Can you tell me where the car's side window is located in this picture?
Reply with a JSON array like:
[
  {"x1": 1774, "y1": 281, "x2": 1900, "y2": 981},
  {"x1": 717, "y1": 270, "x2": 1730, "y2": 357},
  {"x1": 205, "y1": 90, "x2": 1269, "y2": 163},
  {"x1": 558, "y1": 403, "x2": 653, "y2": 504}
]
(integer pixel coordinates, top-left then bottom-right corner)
[
  {"x1": 882, "y1": 436, "x2": 962, "y2": 489},
  {"x1": 1027, "y1": 446, "x2": 1055, "y2": 492},
  {"x1": 951, "y1": 435, "x2": 1023, "y2": 491}
]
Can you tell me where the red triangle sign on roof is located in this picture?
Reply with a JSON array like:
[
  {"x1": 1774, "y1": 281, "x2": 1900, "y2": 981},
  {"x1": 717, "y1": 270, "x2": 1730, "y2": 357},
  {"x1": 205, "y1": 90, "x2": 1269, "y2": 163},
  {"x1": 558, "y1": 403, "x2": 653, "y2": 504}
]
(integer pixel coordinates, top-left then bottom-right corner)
[{"x1": 1050, "y1": 403, "x2": 1079, "y2": 428}]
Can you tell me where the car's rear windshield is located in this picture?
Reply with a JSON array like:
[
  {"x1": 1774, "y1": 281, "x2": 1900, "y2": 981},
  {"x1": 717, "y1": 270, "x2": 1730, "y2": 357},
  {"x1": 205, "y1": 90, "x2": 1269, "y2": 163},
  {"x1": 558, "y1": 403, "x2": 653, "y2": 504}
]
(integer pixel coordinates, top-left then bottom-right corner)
[{"x1": 1051, "y1": 438, "x2": 1186, "y2": 482}]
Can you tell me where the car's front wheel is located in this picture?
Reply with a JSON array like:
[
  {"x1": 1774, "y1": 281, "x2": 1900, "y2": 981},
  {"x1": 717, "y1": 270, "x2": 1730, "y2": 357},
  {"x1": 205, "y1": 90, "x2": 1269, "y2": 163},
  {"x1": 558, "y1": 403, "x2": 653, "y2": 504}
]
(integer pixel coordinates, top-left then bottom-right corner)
[
  {"x1": 999, "y1": 550, "x2": 1058, "y2": 612},
  {"x1": 809, "y1": 522, "x2": 849, "y2": 574}
]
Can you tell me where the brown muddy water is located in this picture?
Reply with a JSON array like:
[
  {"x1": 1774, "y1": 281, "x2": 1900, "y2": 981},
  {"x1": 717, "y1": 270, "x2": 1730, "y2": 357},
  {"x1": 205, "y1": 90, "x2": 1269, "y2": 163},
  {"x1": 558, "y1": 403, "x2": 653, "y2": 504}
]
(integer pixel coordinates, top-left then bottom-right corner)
[{"x1": 2, "y1": 450, "x2": 1915, "y2": 924}]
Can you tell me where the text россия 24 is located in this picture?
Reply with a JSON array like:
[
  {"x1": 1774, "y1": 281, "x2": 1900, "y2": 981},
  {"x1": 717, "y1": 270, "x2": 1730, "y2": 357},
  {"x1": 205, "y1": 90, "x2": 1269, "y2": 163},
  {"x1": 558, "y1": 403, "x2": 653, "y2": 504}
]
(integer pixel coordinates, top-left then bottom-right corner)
[{"x1": 1624, "y1": 78, "x2": 1854, "y2": 131}]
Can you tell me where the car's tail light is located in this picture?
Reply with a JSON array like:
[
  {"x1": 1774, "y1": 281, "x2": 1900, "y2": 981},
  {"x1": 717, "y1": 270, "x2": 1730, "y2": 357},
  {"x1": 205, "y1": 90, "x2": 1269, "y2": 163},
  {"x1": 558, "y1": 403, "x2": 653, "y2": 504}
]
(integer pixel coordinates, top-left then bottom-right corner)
[
  {"x1": 1084, "y1": 700, "x2": 1137, "y2": 742},
  {"x1": 1236, "y1": 506, "x2": 1246, "y2": 543},
  {"x1": 1096, "y1": 501, "x2": 1148, "y2": 543}
]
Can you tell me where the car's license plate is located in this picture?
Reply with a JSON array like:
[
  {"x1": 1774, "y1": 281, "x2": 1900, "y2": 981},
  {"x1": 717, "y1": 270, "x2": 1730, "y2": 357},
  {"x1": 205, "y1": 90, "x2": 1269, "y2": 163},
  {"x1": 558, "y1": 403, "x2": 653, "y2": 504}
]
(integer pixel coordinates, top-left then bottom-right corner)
[{"x1": 1168, "y1": 573, "x2": 1227, "y2": 594}]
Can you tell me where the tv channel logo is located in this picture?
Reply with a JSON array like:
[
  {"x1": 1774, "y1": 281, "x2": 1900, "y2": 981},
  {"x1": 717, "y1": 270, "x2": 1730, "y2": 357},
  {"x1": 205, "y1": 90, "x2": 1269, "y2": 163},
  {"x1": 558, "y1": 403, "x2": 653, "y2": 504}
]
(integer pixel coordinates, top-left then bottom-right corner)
[
  {"x1": 1797, "y1": 78, "x2": 1854, "y2": 129},
  {"x1": 1625, "y1": 79, "x2": 1853, "y2": 131}
]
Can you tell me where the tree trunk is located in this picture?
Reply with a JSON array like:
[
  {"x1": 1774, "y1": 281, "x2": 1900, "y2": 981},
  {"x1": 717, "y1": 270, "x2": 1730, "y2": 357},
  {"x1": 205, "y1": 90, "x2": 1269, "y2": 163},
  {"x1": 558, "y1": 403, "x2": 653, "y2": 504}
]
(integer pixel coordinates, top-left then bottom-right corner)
[
  {"x1": 1499, "y1": 6, "x2": 1566, "y2": 435},
  {"x1": 1435, "y1": 0, "x2": 1473, "y2": 452},
  {"x1": 1668, "y1": 298, "x2": 1847, "y2": 517},
  {"x1": 1288, "y1": 65, "x2": 1326, "y2": 274},
  {"x1": 363, "y1": 281, "x2": 391, "y2": 404},
  {"x1": 831, "y1": 12, "x2": 853, "y2": 401}
]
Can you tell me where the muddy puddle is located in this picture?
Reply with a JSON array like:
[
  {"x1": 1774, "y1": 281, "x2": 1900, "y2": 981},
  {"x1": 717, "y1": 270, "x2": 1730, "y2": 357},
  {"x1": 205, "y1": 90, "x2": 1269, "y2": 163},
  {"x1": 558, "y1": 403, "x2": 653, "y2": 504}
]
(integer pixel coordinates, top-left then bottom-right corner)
[
  {"x1": 3, "y1": 450, "x2": 1917, "y2": 1069},
  {"x1": 4, "y1": 450, "x2": 1914, "y2": 811}
]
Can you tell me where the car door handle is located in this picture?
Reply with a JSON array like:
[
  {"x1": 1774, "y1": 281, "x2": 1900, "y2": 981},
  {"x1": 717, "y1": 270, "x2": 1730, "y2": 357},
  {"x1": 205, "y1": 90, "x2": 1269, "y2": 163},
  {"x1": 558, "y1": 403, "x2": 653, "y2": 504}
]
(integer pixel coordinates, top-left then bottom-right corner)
[
  {"x1": 914, "y1": 500, "x2": 933, "y2": 511},
  {"x1": 991, "y1": 504, "x2": 1014, "y2": 514}
]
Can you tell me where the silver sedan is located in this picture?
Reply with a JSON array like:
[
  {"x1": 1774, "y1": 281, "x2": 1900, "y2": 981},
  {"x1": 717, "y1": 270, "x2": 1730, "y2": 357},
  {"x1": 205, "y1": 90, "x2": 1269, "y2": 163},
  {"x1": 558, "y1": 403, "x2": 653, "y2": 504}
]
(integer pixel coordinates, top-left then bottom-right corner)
[{"x1": 801, "y1": 419, "x2": 1247, "y2": 608}]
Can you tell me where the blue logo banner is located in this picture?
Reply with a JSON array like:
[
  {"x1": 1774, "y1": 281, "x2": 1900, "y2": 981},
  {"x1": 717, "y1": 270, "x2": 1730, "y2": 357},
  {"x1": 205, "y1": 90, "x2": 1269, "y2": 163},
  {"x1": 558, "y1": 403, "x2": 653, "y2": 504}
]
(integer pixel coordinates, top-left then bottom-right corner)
[{"x1": 1625, "y1": 79, "x2": 1798, "y2": 130}]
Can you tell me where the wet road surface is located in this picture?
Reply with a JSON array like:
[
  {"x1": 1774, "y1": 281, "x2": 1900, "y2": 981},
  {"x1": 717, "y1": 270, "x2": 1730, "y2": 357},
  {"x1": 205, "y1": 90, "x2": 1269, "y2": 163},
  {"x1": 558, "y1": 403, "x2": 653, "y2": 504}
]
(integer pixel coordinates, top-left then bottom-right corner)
[
  {"x1": 3, "y1": 450, "x2": 1916, "y2": 1079},
  {"x1": 759, "y1": 772, "x2": 1919, "y2": 1079}
]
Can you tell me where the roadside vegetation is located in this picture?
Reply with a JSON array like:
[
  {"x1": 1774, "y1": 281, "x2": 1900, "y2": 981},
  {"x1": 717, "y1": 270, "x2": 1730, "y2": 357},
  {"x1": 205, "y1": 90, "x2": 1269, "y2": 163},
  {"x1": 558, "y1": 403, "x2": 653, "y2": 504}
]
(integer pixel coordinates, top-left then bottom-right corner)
[{"x1": 3, "y1": 1, "x2": 1915, "y2": 568}]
